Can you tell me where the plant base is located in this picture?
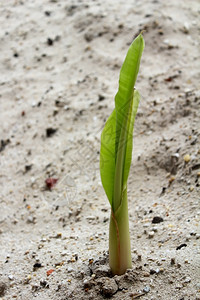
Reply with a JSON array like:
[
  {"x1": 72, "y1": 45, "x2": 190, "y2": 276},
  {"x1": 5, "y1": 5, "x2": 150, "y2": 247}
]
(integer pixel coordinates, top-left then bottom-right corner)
[{"x1": 109, "y1": 189, "x2": 132, "y2": 275}]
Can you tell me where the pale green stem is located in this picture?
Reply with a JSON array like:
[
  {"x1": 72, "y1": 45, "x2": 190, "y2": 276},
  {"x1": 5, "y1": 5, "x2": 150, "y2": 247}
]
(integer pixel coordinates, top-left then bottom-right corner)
[{"x1": 109, "y1": 187, "x2": 132, "y2": 275}]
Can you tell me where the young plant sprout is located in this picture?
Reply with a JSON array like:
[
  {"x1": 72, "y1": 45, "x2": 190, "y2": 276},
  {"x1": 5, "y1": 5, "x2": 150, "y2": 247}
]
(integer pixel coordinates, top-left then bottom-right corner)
[{"x1": 100, "y1": 34, "x2": 144, "y2": 275}]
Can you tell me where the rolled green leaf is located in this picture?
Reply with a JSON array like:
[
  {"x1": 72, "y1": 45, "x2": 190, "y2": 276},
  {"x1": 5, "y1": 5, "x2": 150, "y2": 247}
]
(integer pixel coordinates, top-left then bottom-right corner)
[{"x1": 100, "y1": 33, "x2": 144, "y2": 275}]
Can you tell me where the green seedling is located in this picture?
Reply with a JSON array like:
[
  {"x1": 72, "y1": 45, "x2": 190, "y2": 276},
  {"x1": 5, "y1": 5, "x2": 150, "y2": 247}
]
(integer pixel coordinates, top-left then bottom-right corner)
[{"x1": 100, "y1": 34, "x2": 144, "y2": 275}]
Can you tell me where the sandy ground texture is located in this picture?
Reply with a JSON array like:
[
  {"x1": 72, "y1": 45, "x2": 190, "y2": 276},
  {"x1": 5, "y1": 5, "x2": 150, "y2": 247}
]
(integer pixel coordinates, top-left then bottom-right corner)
[{"x1": 0, "y1": 0, "x2": 200, "y2": 299}]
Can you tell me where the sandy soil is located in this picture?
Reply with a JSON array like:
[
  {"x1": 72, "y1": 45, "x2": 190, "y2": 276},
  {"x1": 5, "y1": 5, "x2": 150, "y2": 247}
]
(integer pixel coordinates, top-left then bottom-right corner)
[{"x1": 0, "y1": 0, "x2": 200, "y2": 299}]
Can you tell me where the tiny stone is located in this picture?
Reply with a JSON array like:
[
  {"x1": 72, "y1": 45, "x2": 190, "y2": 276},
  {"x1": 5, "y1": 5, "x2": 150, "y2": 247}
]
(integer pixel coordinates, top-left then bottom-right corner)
[
  {"x1": 64, "y1": 105, "x2": 69, "y2": 111},
  {"x1": 184, "y1": 259, "x2": 189, "y2": 264},
  {"x1": 152, "y1": 227, "x2": 158, "y2": 232},
  {"x1": 155, "y1": 268, "x2": 160, "y2": 274},
  {"x1": 152, "y1": 216, "x2": 164, "y2": 224},
  {"x1": 33, "y1": 262, "x2": 42, "y2": 270},
  {"x1": 172, "y1": 153, "x2": 179, "y2": 159},
  {"x1": 83, "y1": 279, "x2": 88, "y2": 286},
  {"x1": 47, "y1": 38, "x2": 54, "y2": 46},
  {"x1": 27, "y1": 216, "x2": 34, "y2": 223},
  {"x1": 67, "y1": 267, "x2": 74, "y2": 273},
  {"x1": 46, "y1": 127, "x2": 57, "y2": 137},
  {"x1": 143, "y1": 286, "x2": 150, "y2": 293},
  {"x1": 190, "y1": 231, "x2": 196, "y2": 236},
  {"x1": 148, "y1": 231, "x2": 154, "y2": 238},
  {"x1": 184, "y1": 154, "x2": 191, "y2": 163},
  {"x1": 101, "y1": 278, "x2": 118, "y2": 296},
  {"x1": 86, "y1": 216, "x2": 96, "y2": 221},
  {"x1": 184, "y1": 277, "x2": 191, "y2": 283},
  {"x1": 41, "y1": 238, "x2": 47, "y2": 242},
  {"x1": 79, "y1": 271, "x2": 85, "y2": 279},
  {"x1": 83, "y1": 279, "x2": 94, "y2": 289},
  {"x1": 171, "y1": 258, "x2": 176, "y2": 265},
  {"x1": 95, "y1": 265, "x2": 111, "y2": 277},
  {"x1": 40, "y1": 279, "x2": 48, "y2": 287},
  {"x1": 137, "y1": 254, "x2": 142, "y2": 261},
  {"x1": 159, "y1": 268, "x2": 164, "y2": 273},
  {"x1": 175, "y1": 284, "x2": 183, "y2": 289},
  {"x1": 189, "y1": 185, "x2": 194, "y2": 192},
  {"x1": 161, "y1": 258, "x2": 166, "y2": 261}
]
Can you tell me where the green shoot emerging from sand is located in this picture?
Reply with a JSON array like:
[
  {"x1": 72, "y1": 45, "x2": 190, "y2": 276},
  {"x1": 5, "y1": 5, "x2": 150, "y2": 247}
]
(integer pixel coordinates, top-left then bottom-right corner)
[{"x1": 100, "y1": 34, "x2": 144, "y2": 275}]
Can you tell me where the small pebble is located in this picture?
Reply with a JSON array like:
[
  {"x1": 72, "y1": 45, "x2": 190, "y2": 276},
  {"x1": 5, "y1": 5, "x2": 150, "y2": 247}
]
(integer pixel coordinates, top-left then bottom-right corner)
[
  {"x1": 143, "y1": 286, "x2": 150, "y2": 293},
  {"x1": 40, "y1": 279, "x2": 48, "y2": 287},
  {"x1": 175, "y1": 284, "x2": 183, "y2": 289},
  {"x1": 152, "y1": 227, "x2": 158, "y2": 232},
  {"x1": 95, "y1": 265, "x2": 111, "y2": 277},
  {"x1": 172, "y1": 153, "x2": 179, "y2": 159},
  {"x1": 184, "y1": 277, "x2": 191, "y2": 283},
  {"x1": 101, "y1": 278, "x2": 118, "y2": 296},
  {"x1": 83, "y1": 279, "x2": 89, "y2": 287},
  {"x1": 67, "y1": 267, "x2": 74, "y2": 273},
  {"x1": 64, "y1": 105, "x2": 69, "y2": 111},
  {"x1": 184, "y1": 259, "x2": 189, "y2": 264},
  {"x1": 137, "y1": 254, "x2": 142, "y2": 261},
  {"x1": 27, "y1": 216, "x2": 34, "y2": 223},
  {"x1": 8, "y1": 275, "x2": 14, "y2": 280},
  {"x1": 184, "y1": 154, "x2": 191, "y2": 163},
  {"x1": 150, "y1": 268, "x2": 160, "y2": 275},
  {"x1": 89, "y1": 258, "x2": 94, "y2": 264},
  {"x1": 152, "y1": 216, "x2": 164, "y2": 224},
  {"x1": 159, "y1": 268, "x2": 164, "y2": 273},
  {"x1": 148, "y1": 231, "x2": 155, "y2": 238},
  {"x1": 161, "y1": 258, "x2": 166, "y2": 261},
  {"x1": 86, "y1": 216, "x2": 96, "y2": 221},
  {"x1": 171, "y1": 258, "x2": 176, "y2": 265},
  {"x1": 189, "y1": 185, "x2": 194, "y2": 191},
  {"x1": 155, "y1": 268, "x2": 160, "y2": 274}
]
